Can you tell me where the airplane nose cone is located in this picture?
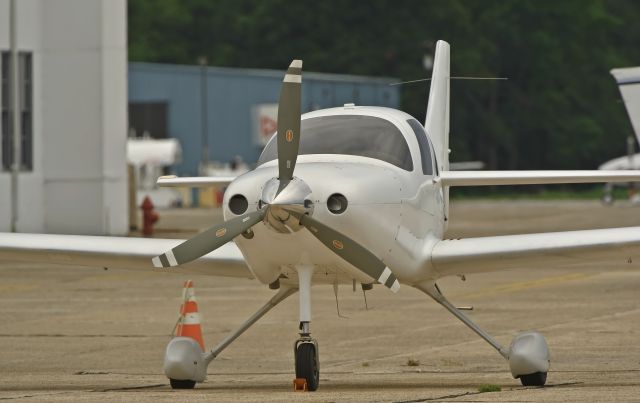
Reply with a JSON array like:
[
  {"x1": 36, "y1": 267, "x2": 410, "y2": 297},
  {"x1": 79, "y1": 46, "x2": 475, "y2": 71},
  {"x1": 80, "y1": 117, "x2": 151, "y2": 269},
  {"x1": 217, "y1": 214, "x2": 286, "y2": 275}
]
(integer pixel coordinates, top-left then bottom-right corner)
[
  {"x1": 260, "y1": 177, "x2": 313, "y2": 233},
  {"x1": 261, "y1": 177, "x2": 311, "y2": 206}
]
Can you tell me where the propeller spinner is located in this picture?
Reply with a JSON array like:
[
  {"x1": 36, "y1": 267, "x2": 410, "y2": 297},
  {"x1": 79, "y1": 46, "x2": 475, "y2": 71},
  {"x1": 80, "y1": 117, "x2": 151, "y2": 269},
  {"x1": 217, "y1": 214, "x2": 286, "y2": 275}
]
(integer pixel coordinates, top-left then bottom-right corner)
[{"x1": 152, "y1": 60, "x2": 400, "y2": 293}]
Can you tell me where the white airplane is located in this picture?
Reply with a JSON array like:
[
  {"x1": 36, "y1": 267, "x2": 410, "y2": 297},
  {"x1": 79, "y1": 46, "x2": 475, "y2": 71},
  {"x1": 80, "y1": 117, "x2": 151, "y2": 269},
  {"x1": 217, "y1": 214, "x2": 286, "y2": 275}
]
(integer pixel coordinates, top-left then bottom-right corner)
[
  {"x1": 2, "y1": 40, "x2": 640, "y2": 392},
  {"x1": 599, "y1": 66, "x2": 640, "y2": 203}
]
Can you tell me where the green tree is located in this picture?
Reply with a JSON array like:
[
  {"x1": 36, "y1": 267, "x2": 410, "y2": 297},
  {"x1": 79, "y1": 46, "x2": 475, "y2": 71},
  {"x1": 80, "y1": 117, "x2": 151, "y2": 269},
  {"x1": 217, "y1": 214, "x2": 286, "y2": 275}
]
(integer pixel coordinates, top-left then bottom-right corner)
[{"x1": 128, "y1": 0, "x2": 640, "y2": 170}]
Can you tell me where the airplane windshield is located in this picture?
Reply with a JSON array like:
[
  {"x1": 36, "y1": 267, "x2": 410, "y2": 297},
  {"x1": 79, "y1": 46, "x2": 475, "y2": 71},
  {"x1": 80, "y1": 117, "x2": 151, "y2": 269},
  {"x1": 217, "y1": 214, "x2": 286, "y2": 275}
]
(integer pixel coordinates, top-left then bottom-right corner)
[{"x1": 257, "y1": 115, "x2": 413, "y2": 171}]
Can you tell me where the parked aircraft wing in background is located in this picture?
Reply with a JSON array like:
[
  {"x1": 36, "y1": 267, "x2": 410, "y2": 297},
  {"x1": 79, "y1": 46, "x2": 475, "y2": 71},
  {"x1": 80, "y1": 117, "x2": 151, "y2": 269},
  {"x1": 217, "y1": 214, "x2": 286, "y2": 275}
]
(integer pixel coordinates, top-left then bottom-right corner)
[{"x1": 598, "y1": 153, "x2": 640, "y2": 170}]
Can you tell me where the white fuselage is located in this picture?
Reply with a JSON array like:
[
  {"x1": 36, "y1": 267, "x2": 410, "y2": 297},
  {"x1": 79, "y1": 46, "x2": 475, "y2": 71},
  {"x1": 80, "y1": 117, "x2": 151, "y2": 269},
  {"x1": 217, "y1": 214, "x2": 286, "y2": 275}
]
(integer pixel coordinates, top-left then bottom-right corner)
[{"x1": 223, "y1": 106, "x2": 446, "y2": 288}]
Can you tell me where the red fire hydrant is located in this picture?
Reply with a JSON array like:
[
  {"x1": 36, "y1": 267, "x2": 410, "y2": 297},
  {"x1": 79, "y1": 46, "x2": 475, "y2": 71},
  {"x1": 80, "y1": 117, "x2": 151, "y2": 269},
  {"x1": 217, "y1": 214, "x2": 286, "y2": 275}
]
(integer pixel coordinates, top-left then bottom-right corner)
[{"x1": 141, "y1": 196, "x2": 159, "y2": 237}]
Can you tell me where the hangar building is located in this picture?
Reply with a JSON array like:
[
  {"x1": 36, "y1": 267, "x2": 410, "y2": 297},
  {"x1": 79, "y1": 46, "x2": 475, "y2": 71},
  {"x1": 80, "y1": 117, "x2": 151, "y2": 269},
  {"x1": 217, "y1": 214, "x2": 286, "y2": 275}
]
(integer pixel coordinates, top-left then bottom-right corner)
[
  {"x1": 128, "y1": 63, "x2": 400, "y2": 176},
  {"x1": 0, "y1": 0, "x2": 128, "y2": 235}
]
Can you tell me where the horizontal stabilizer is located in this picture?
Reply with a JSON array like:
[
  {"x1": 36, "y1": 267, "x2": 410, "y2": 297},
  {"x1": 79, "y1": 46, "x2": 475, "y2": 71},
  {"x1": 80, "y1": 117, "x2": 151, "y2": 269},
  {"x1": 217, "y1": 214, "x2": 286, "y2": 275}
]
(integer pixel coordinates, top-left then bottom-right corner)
[
  {"x1": 449, "y1": 161, "x2": 485, "y2": 171},
  {"x1": 440, "y1": 170, "x2": 640, "y2": 187},
  {"x1": 157, "y1": 176, "x2": 236, "y2": 187}
]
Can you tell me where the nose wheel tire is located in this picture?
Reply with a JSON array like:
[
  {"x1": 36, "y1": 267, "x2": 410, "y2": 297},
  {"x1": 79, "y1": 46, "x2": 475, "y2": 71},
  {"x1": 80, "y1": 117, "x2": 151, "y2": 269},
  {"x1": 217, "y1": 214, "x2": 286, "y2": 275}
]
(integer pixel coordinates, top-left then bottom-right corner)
[
  {"x1": 295, "y1": 342, "x2": 319, "y2": 391},
  {"x1": 519, "y1": 371, "x2": 547, "y2": 387},
  {"x1": 169, "y1": 378, "x2": 196, "y2": 389}
]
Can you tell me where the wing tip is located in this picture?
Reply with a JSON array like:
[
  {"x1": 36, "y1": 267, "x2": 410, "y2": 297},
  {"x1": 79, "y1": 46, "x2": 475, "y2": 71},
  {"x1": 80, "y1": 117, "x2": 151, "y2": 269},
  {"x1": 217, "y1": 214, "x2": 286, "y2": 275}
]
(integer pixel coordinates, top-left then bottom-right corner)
[{"x1": 290, "y1": 59, "x2": 303, "y2": 68}]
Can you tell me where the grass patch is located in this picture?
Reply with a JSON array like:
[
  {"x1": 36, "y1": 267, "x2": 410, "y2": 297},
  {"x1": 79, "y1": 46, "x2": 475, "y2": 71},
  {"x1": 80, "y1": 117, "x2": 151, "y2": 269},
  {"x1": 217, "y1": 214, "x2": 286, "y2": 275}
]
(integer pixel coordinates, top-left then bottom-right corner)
[
  {"x1": 478, "y1": 384, "x2": 502, "y2": 393},
  {"x1": 406, "y1": 358, "x2": 420, "y2": 367}
]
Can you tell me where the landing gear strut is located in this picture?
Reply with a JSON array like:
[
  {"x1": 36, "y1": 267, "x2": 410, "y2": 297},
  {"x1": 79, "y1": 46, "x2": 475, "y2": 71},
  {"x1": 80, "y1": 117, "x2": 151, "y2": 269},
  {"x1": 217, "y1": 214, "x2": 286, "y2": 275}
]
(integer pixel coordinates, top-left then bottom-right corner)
[
  {"x1": 416, "y1": 281, "x2": 549, "y2": 387},
  {"x1": 164, "y1": 286, "x2": 297, "y2": 389}
]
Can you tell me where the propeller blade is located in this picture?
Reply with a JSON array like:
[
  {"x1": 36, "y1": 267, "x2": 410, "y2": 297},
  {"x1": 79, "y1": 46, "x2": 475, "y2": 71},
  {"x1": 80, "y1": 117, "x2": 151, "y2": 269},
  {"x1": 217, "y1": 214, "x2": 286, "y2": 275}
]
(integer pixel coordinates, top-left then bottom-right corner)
[
  {"x1": 152, "y1": 210, "x2": 264, "y2": 268},
  {"x1": 277, "y1": 59, "x2": 302, "y2": 181},
  {"x1": 298, "y1": 214, "x2": 400, "y2": 293}
]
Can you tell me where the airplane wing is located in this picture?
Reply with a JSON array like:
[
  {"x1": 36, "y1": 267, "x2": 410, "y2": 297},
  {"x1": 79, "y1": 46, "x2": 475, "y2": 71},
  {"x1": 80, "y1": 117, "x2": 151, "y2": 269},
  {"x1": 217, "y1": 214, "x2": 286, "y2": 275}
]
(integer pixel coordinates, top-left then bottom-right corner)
[
  {"x1": 157, "y1": 176, "x2": 236, "y2": 187},
  {"x1": 0, "y1": 233, "x2": 252, "y2": 278},
  {"x1": 431, "y1": 227, "x2": 640, "y2": 277},
  {"x1": 440, "y1": 170, "x2": 640, "y2": 186}
]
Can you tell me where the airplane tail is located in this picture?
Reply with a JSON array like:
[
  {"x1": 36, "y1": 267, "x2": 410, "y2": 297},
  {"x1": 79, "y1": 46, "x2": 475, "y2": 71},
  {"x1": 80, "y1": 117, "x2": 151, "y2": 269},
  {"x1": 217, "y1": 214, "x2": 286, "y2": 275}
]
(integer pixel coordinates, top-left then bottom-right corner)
[
  {"x1": 425, "y1": 40, "x2": 451, "y2": 225},
  {"x1": 425, "y1": 40, "x2": 450, "y2": 173},
  {"x1": 611, "y1": 66, "x2": 640, "y2": 147}
]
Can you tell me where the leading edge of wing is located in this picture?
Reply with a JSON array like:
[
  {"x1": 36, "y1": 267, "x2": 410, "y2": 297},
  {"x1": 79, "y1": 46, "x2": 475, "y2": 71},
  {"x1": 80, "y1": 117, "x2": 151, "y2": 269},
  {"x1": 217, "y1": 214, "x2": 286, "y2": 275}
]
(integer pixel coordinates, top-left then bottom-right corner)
[
  {"x1": 439, "y1": 170, "x2": 640, "y2": 186},
  {"x1": 0, "y1": 233, "x2": 252, "y2": 278},
  {"x1": 156, "y1": 176, "x2": 236, "y2": 187},
  {"x1": 431, "y1": 226, "x2": 640, "y2": 277}
]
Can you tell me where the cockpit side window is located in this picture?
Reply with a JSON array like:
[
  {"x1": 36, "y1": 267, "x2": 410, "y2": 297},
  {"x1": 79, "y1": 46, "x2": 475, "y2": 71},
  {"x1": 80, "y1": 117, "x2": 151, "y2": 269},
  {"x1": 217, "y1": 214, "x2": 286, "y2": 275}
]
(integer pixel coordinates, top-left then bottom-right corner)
[
  {"x1": 428, "y1": 135, "x2": 439, "y2": 176},
  {"x1": 407, "y1": 119, "x2": 434, "y2": 175},
  {"x1": 258, "y1": 115, "x2": 413, "y2": 171}
]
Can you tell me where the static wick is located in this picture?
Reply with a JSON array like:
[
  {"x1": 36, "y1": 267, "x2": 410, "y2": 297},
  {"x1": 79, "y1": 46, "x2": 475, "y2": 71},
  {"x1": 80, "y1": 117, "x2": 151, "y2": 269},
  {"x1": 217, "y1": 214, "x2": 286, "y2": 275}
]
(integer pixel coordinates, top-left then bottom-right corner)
[{"x1": 389, "y1": 76, "x2": 509, "y2": 86}]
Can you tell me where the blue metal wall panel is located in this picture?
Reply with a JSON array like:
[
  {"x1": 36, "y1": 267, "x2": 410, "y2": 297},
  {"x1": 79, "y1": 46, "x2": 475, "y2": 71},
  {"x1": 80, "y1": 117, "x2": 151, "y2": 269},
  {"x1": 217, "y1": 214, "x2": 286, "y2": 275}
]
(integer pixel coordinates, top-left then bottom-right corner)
[{"x1": 128, "y1": 63, "x2": 399, "y2": 176}]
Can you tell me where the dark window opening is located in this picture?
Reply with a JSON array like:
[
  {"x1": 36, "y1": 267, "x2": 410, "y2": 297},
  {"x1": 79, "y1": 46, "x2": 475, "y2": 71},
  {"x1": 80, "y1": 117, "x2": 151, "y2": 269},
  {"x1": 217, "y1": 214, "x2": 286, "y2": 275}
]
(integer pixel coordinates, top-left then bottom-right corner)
[
  {"x1": 128, "y1": 101, "x2": 168, "y2": 138},
  {"x1": 1, "y1": 51, "x2": 33, "y2": 171},
  {"x1": 430, "y1": 135, "x2": 439, "y2": 176},
  {"x1": 407, "y1": 118, "x2": 434, "y2": 175}
]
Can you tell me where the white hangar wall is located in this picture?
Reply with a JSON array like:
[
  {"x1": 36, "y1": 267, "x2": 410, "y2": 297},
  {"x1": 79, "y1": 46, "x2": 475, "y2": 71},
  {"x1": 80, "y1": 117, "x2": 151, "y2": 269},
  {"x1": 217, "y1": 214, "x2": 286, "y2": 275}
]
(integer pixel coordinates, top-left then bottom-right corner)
[{"x1": 0, "y1": 0, "x2": 128, "y2": 235}]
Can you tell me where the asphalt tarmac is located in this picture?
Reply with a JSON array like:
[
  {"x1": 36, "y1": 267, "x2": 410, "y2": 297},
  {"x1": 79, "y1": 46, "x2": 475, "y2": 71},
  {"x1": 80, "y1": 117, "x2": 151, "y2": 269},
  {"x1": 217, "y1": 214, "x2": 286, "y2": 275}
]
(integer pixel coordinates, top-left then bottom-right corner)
[{"x1": 1, "y1": 200, "x2": 640, "y2": 402}]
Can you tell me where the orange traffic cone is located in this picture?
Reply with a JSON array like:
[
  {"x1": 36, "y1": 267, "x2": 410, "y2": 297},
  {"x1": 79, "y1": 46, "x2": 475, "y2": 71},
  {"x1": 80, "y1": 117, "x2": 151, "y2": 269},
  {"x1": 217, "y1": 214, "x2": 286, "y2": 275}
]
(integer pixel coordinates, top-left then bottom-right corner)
[{"x1": 174, "y1": 280, "x2": 205, "y2": 351}]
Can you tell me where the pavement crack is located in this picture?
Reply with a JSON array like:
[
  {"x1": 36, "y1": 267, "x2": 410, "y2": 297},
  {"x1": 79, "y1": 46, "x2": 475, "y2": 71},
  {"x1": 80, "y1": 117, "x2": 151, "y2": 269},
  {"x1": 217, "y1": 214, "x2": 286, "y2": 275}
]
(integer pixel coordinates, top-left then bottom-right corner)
[
  {"x1": 0, "y1": 392, "x2": 74, "y2": 400},
  {"x1": 95, "y1": 384, "x2": 166, "y2": 392},
  {"x1": 74, "y1": 370, "x2": 111, "y2": 375},
  {"x1": 394, "y1": 390, "x2": 481, "y2": 402}
]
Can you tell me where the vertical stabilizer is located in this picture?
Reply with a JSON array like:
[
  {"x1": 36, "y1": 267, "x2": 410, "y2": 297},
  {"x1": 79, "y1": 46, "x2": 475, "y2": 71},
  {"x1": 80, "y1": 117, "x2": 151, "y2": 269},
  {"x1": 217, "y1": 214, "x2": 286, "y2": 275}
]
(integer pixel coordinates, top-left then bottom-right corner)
[
  {"x1": 425, "y1": 40, "x2": 450, "y2": 172},
  {"x1": 611, "y1": 67, "x2": 640, "y2": 147},
  {"x1": 425, "y1": 41, "x2": 451, "y2": 226}
]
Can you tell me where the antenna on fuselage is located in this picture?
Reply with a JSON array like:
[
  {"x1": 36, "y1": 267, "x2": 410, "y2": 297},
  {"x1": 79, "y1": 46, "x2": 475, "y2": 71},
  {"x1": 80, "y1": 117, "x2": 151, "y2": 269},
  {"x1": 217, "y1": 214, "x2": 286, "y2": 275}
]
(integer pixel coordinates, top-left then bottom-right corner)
[
  {"x1": 333, "y1": 283, "x2": 348, "y2": 319},
  {"x1": 389, "y1": 76, "x2": 508, "y2": 86}
]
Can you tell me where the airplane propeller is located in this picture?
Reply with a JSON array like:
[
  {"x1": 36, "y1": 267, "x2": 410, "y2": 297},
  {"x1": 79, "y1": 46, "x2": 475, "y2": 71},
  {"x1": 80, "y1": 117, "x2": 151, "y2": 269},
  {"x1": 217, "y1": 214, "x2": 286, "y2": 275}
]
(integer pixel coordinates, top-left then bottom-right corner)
[
  {"x1": 277, "y1": 60, "x2": 302, "y2": 182},
  {"x1": 297, "y1": 214, "x2": 400, "y2": 292},
  {"x1": 152, "y1": 210, "x2": 264, "y2": 268},
  {"x1": 152, "y1": 59, "x2": 400, "y2": 293}
]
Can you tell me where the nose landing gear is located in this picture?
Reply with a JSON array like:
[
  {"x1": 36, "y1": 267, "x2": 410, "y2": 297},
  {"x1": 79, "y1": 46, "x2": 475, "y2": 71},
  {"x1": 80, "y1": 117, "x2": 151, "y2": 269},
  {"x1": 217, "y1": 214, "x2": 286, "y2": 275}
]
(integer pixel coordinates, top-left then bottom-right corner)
[{"x1": 293, "y1": 265, "x2": 320, "y2": 391}]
